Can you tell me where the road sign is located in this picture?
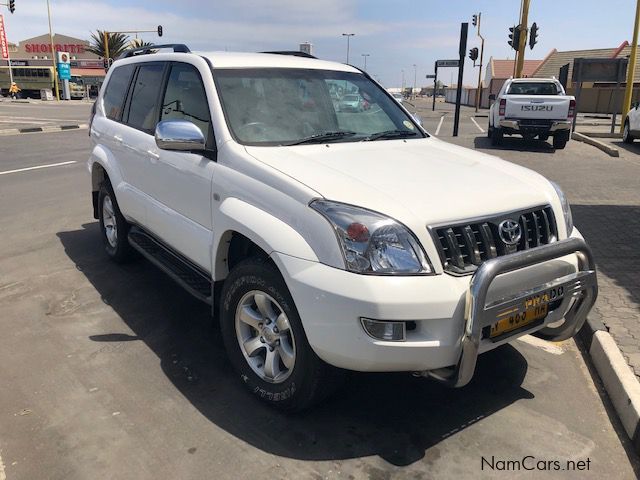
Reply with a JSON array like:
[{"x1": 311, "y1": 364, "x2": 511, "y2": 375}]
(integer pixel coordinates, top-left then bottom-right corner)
[
  {"x1": 436, "y1": 59, "x2": 459, "y2": 68},
  {"x1": 57, "y1": 62, "x2": 71, "y2": 80},
  {"x1": 0, "y1": 15, "x2": 9, "y2": 60},
  {"x1": 57, "y1": 51, "x2": 70, "y2": 65},
  {"x1": 425, "y1": 74, "x2": 436, "y2": 79}
]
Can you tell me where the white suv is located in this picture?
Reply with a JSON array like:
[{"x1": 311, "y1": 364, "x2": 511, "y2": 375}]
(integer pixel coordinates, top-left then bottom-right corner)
[{"x1": 88, "y1": 45, "x2": 597, "y2": 411}]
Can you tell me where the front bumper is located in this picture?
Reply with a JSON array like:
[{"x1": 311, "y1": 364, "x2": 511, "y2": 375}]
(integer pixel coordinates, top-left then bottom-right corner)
[
  {"x1": 428, "y1": 237, "x2": 597, "y2": 387},
  {"x1": 499, "y1": 119, "x2": 571, "y2": 133},
  {"x1": 272, "y1": 233, "x2": 597, "y2": 383}
]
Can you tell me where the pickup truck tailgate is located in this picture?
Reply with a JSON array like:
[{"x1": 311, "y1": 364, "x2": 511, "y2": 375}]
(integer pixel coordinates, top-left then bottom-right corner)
[{"x1": 505, "y1": 95, "x2": 570, "y2": 120}]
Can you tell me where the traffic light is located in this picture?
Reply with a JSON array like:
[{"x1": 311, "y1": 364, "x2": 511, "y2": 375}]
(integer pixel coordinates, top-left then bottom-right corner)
[
  {"x1": 529, "y1": 22, "x2": 539, "y2": 49},
  {"x1": 8, "y1": 0, "x2": 15, "y2": 14},
  {"x1": 157, "y1": 25, "x2": 163, "y2": 37},
  {"x1": 468, "y1": 47, "x2": 479, "y2": 62},
  {"x1": 103, "y1": 58, "x2": 113, "y2": 71},
  {"x1": 508, "y1": 25, "x2": 521, "y2": 50},
  {"x1": 472, "y1": 14, "x2": 478, "y2": 27}
]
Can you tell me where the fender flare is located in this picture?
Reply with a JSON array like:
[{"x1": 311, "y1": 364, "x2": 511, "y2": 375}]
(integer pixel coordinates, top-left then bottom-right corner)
[
  {"x1": 213, "y1": 197, "x2": 318, "y2": 280},
  {"x1": 89, "y1": 144, "x2": 124, "y2": 192}
]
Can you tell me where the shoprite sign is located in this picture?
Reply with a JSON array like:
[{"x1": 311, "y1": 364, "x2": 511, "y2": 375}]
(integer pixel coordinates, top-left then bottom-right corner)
[
  {"x1": 25, "y1": 42, "x2": 86, "y2": 54},
  {"x1": 0, "y1": 15, "x2": 9, "y2": 60}
]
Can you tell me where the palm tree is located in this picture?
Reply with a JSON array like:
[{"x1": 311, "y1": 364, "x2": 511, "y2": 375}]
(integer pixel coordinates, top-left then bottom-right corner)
[
  {"x1": 86, "y1": 30, "x2": 130, "y2": 59},
  {"x1": 129, "y1": 38, "x2": 155, "y2": 49}
]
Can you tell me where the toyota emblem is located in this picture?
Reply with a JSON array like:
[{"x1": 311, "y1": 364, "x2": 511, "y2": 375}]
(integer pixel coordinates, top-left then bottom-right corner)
[{"x1": 498, "y1": 219, "x2": 521, "y2": 245}]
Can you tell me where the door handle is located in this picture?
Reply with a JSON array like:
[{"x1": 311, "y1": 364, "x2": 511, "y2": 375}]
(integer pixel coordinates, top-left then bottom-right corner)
[
  {"x1": 113, "y1": 134, "x2": 124, "y2": 143},
  {"x1": 147, "y1": 150, "x2": 160, "y2": 163}
]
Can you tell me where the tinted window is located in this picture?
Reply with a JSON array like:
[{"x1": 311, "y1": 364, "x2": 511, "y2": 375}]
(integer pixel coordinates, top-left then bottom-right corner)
[
  {"x1": 103, "y1": 64, "x2": 135, "y2": 121},
  {"x1": 127, "y1": 63, "x2": 165, "y2": 132},
  {"x1": 160, "y1": 63, "x2": 212, "y2": 142},
  {"x1": 507, "y1": 82, "x2": 558, "y2": 95}
]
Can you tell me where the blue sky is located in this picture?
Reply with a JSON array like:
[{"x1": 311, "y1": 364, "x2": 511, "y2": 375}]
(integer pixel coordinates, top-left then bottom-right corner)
[{"x1": 3, "y1": 0, "x2": 635, "y2": 86}]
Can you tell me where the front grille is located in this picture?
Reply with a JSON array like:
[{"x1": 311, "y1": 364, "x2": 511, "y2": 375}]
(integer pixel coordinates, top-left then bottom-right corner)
[{"x1": 432, "y1": 206, "x2": 557, "y2": 275}]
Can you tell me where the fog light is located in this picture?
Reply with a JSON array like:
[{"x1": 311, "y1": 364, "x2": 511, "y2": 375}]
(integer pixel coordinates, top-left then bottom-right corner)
[{"x1": 361, "y1": 318, "x2": 406, "y2": 341}]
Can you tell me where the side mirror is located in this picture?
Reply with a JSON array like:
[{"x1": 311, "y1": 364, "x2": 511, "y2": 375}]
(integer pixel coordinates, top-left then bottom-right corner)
[
  {"x1": 634, "y1": 101, "x2": 640, "y2": 109},
  {"x1": 412, "y1": 113, "x2": 423, "y2": 126},
  {"x1": 488, "y1": 94, "x2": 496, "y2": 101},
  {"x1": 155, "y1": 120, "x2": 206, "y2": 152}
]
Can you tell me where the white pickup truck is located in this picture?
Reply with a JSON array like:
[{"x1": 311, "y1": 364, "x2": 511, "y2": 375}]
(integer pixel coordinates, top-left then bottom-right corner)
[
  {"x1": 488, "y1": 78, "x2": 575, "y2": 149},
  {"x1": 88, "y1": 46, "x2": 597, "y2": 411}
]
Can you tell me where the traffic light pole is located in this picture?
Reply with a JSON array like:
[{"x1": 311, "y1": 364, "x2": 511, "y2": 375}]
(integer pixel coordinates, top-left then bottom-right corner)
[
  {"x1": 475, "y1": 13, "x2": 485, "y2": 112},
  {"x1": 620, "y1": 0, "x2": 640, "y2": 133},
  {"x1": 515, "y1": 0, "x2": 530, "y2": 78},
  {"x1": 453, "y1": 22, "x2": 468, "y2": 137}
]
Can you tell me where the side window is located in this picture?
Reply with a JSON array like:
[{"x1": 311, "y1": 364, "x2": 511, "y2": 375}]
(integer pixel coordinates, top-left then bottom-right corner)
[
  {"x1": 160, "y1": 63, "x2": 212, "y2": 142},
  {"x1": 102, "y1": 64, "x2": 135, "y2": 121},
  {"x1": 126, "y1": 63, "x2": 165, "y2": 133}
]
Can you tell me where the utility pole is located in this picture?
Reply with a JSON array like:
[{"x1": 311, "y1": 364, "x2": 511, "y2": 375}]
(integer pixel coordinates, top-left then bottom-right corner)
[
  {"x1": 342, "y1": 33, "x2": 354, "y2": 64},
  {"x1": 401, "y1": 69, "x2": 405, "y2": 91},
  {"x1": 515, "y1": 0, "x2": 531, "y2": 78},
  {"x1": 361, "y1": 53, "x2": 369, "y2": 71},
  {"x1": 621, "y1": 0, "x2": 640, "y2": 133},
  {"x1": 46, "y1": 0, "x2": 60, "y2": 101},
  {"x1": 474, "y1": 13, "x2": 485, "y2": 112}
]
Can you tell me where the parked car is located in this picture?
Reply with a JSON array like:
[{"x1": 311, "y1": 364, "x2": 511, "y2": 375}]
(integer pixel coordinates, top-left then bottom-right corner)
[
  {"x1": 391, "y1": 92, "x2": 404, "y2": 104},
  {"x1": 88, "y1": 45, "x2": 597, "y2": 411},
  {"x1": 623, "y1": 101, "x2": 640, "y2": 144},
  {"x1": 488, "y1": 78, "x2": 575, "y2": 149},
  {"x1": 338, "y1": 93, "x2": 366, "y2": 112}
]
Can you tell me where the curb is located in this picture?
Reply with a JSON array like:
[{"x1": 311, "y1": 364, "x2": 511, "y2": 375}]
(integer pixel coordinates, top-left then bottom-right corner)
[
  {"x1": 579, "y1": 317, "x2": 640, "y2": 454},
  {"x1": 576, "y1": 132, "x2": 623, "y2": 139},
  {"x1": 0, "y1": 124, "x2": 88, "y2": 136},
  {"x1": 572, "y1": 132, "x2": 620, "y2": 157}
]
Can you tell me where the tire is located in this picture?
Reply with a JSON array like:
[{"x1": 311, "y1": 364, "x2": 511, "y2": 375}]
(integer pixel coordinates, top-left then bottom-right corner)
[
  {"x1": 552, "y1": 134, "x2": 568, "y2": 150},
  {"x1": 220, "y1": 257, "x2": 342, "y2": 411},
  {"x1": 490, "y1": 126, "x2": 503, "y2": 146},
  {"x1": 98, "y1": 180, "x2": 132, "y2": 263},
  {"x1": 623, "y1": 121, "x2": 635, "y2": 144},
  {"x1": 487, "y1": 122, "x2": 493, "y2": 138}
]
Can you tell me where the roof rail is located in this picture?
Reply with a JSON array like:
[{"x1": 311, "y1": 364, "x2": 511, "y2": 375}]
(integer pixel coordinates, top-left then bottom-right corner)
[
  {"x1": 261, "y1": 50, "x2": 317, "y2": 59},
  {"x1": 118, "y1": 44, "x2": 191, "y2": 60}
]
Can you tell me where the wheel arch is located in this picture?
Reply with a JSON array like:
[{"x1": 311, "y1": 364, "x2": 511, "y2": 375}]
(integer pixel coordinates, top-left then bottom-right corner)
[{"x1": 212, "y1": 197, "x2": 318, "y2": 281}]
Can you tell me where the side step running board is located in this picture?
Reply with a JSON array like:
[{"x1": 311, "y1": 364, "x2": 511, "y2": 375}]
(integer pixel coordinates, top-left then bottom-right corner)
[{"x1": 128, "y1": 227, "x2": 212, "y2": 305}]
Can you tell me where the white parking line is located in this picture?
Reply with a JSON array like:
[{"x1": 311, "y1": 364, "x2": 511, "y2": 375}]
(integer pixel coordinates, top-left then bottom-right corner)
[
  {"x1": 0, "y1": 160, "x2": 77, "y2": 176},
  {"x1": 435, "y1": 115, "x2": 445, "y2": 136},
  {"x1": 0, "y1": 450, "x2": 5, "y2": 480},
  {"x1": 470, "y1": 116, "x2": 485, "y2": 133}
]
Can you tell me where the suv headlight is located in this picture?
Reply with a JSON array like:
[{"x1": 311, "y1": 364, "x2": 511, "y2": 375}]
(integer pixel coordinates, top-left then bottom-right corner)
[
  {"x1": 551, "y1": 181, "x2": 573, "y2": 236},
  {"x1": 310, "y1": 200, "x2": 432, "y2": 275}
]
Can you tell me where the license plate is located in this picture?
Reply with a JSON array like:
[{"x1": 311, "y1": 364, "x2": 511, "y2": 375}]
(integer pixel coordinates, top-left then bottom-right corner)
[{"x1": 490, "y1": 293, "x2": 551, "y2": 338}]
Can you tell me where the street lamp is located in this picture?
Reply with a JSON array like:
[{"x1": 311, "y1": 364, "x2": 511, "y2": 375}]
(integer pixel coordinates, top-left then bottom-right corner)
[
  {"x1": 361, "y1": 53, "x2": 370, "y2": 71},
  {"x1": 341, "y1": 33, "x2": 355, "y2": 64},
  {"x1": 413, "y1": 64, "x2": 417, "y2": 98}
]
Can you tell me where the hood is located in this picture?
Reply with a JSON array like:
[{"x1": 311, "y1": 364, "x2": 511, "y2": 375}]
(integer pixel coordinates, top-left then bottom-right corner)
[{"x1": 245, "y1": 137, "x2": 556, "y2": 226}]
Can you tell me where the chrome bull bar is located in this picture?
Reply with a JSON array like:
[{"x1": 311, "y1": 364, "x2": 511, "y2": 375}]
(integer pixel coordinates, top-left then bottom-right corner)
[{"x1": 429, "y1": 237, "x2": 598, "y2": 388}]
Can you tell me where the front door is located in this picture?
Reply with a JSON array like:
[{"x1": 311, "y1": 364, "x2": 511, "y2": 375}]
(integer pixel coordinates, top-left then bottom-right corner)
[{"x1": 144, "y1": 62, "x2": 217, "y2": 271}]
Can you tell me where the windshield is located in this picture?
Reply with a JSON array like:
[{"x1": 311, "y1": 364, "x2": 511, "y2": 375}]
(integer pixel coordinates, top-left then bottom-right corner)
[
  {"x1": 507, "y1": 82, "x2": 559, "y2": 95},
  {"x1": 213, "y1": 68, "x2": 425, "y2": 146}
]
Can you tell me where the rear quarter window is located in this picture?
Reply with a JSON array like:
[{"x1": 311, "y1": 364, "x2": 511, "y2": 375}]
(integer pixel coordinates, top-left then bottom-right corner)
[{"x1": 102, "y1": 64, "x2": 135, "y2": 121}]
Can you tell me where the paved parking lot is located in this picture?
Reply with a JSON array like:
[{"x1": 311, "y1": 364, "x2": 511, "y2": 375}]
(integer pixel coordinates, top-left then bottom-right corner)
[
  {"x1": 0, "y1": 100, "x2": 90, "y2": 132},
  {"x1": 1, "y1": 104, "x2": 640, "y2": 479}
]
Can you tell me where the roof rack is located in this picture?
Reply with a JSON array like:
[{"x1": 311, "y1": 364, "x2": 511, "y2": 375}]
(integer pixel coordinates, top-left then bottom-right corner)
[
  {"x1": 118, "y1": 44, "x2": 191, "y2": 60},
  {"x1": 260, "y1": 50, "x2": 317, "y2": 59}
]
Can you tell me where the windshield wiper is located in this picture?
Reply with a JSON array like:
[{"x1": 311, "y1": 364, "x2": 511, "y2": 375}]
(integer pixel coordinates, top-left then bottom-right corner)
[
  {"x1": 363, "y1": 130, "x2": 419, "y2": 141},
  {"x1": 284, "y1": 131, "x2": 357, "y2": 145}
]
